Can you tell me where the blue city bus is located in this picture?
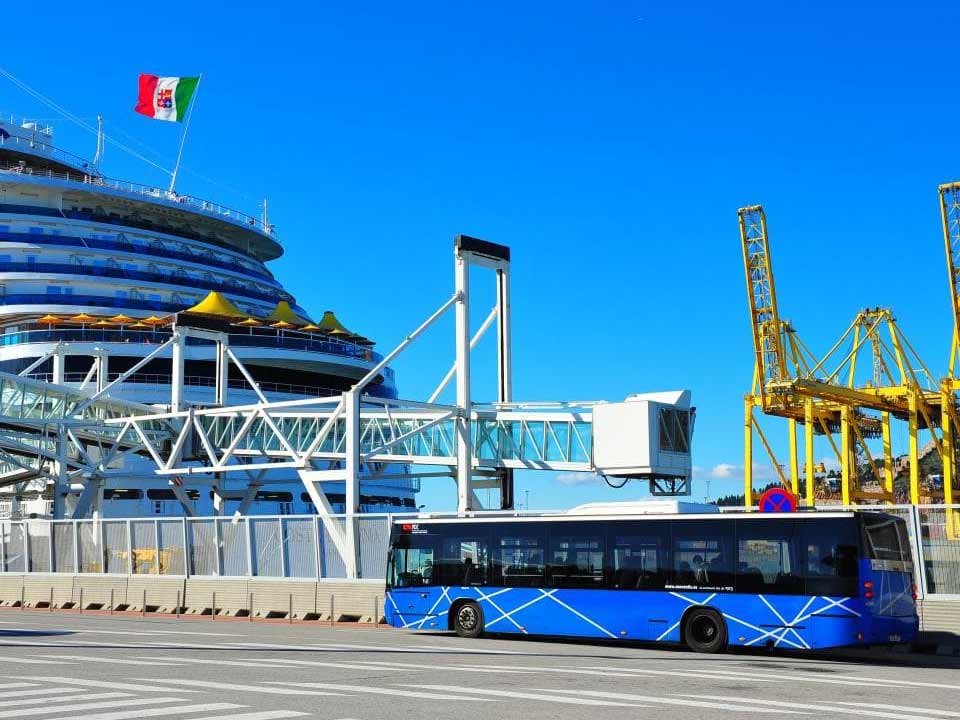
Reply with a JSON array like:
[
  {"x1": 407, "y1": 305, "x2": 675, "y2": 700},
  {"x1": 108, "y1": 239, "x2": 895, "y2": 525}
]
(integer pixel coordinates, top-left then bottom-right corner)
[{"x1": 384, "y1": 508, "x2": 919, "y2": 652}]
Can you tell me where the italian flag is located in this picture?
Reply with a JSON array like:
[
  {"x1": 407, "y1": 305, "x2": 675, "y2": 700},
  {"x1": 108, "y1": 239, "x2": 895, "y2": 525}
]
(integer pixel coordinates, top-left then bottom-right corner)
[{"x1": 135, "y1": 74, "x2": 199, "y2": 123}]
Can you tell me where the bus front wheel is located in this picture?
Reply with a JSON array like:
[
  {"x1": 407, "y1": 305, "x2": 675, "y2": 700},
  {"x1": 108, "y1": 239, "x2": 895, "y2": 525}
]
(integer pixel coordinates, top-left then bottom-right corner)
[
  {"x1": 453, "y1": 601, "x2": 484, "y2": 639},
  {"x1": 683, "y1": 608, "x2": 726, "y2": 654}
]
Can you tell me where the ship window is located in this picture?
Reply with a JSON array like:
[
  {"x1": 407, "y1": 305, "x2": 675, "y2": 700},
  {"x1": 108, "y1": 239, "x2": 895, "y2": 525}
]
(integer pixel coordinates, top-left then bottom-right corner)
[
  {"x1": 115, "y1": 290, "x2": 128, "y2": 299},
  {"x1": 0, "y1": 255, "x2": 10, "y2": 263},
  {"x1": 45, "y1": 286, "x2": 62, "y2": 295}
]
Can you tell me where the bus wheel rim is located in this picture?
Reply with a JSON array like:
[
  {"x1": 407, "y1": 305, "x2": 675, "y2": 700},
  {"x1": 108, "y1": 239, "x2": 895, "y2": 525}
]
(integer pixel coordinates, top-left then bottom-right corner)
[{"x1": 459, "y1": 606, "x2": 477, "y2": 629}]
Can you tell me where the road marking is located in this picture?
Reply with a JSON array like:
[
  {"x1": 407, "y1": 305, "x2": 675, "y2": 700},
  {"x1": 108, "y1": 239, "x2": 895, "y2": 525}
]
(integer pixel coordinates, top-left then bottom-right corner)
[
  {"x1": 237, "y1": 641, "x2": 524, "y2": 655},
  {"x1": 133, "y1": 656, "x2": 296, "y2": 669},
  {"x1": 6, "y1": 692, "x2": 133, "y2": 708},
  {"x1": 344, "y1": 659, "x2": 539, "y2": 674},
  {"x1": 0, "y1": 655, "x2": 75, "y2": 665},
  {"x1": 0, "y1": 686, "x2": 93, "y2": 699},
  {"x1": 829, "y1": 701, "x2": 960, "y2": 718},
  {"x1": 672, "y1": 667, "x2": 960, "y2": 691},
  {"x1": 0, "y1": 624, "x2": 243, "y2": 638},
  {"x1": 9, "y1": 676, "x2": 201, "y2": 693},
  {"x1": 406, "y1": 684, "x2": 647, "y2": 707},
  {"x1": 187, "y1": 713, "x2": 309, "y2": 720},
  {"x1": 0, "y1": 696, "x2": 186, "y2": 718},
  {"x1": 137, "y1": 678, "x2": 350, "y2": 696},
  {"x1": 55, "y1": 703, "x2": 244, "y2": 720},
  {"x1": 544, "y1": 688, "x2": 809, "y2": 714},
  {"x1": 678, "y1": 695, "x2": 936, "y2": 720},
  {"x1": 577, "y1": 665, "x2": 783, "y2": 682},
  {"x1": 268, "y1": 681, "x2": 496, "y2": 702},
  {"x1": 255, "y1": 657, "x2": 538, "y2": 675},
  {"x1": 41, "y1": 655, "x2": 182, "y2": 666}
]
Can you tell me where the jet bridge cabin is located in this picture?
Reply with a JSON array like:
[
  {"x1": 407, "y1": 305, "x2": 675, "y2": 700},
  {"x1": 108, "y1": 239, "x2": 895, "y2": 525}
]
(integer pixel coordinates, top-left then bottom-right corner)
[{"x1": 591, "y1": 390, "x2": 693, "y2": 495}]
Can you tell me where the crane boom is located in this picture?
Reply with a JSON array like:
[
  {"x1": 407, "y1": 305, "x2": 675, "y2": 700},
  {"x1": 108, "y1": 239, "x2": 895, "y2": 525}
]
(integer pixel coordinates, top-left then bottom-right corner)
[
  {"x1": 941, "y1": 182, "x2": 960, "y2": 377},
  {"x1": 739, "y1": 205, "x2": 788, "y2": 409}
]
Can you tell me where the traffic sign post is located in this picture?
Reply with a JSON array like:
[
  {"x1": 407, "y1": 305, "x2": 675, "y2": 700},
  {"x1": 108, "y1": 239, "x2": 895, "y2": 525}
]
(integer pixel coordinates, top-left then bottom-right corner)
[{"x1": 757, "y1": 486, "x2": 798, "y2": 513}]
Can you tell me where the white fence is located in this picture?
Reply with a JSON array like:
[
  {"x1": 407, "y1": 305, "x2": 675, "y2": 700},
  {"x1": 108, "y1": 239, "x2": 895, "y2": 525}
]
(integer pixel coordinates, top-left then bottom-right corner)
[
  {"x1": 0, "y1": 514, "x2": 398, "y2": 581},
  {"x1": 1, "y1": 506, "x2": 959, "y2": 598}
]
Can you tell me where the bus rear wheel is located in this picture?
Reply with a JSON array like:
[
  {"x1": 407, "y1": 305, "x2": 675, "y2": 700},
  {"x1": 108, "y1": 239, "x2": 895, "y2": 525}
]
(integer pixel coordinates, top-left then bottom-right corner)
[
  {"x1": 683, "y1": 608, "x2": 726, "y2": 653},
  {"x1": 453, "y1": 601, "x2": 484, "y2": 639}
]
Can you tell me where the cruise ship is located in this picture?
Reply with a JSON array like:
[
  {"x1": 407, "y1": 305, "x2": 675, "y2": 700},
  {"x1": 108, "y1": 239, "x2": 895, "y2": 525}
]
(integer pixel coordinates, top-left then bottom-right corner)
[{"x1": 0, "y1": 115, "x2": 417, "y2": 518}]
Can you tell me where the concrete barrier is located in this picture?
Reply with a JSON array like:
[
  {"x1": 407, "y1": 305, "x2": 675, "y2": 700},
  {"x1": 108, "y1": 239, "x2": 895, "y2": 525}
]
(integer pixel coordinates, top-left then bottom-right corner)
[
  {"x1": 184, "y1": 578, "x2": 250, "y2": 616},
  {"x1": 248, "y1": 580, "x2": 318, "y2": 619},
  {"x1": 72, "y1": 576, "x2": 128, "y2": 610},
  {"x1": 24, "y1": 575, "x2": 72, "y2": 608},
  {"x1": 127, "y1": 576, "x2": 186, "y2": 612},
  {"x1": 0, "y1": 576, "x2": 23, "y2": 607},
  {"x1": 0, "y1": 575, "x2": 388, "y2": 624}
]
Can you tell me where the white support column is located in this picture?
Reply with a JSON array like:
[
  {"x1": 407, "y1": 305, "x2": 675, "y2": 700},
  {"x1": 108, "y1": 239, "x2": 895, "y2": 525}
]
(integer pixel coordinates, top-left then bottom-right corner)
[
  {"x1": 52, "y1": 345, "x2": 65, "y2": 385},
  {"x1": 455, "y1": 249, "x2": 473, "y2": 513},
  {"x1": 96, "y1": 351, "x2": 109, "y2": 394},
  {"x1": 171, "y1": 331, "x2": 185, "y2": 413},
  {"x1": 496, "y1": 267, "x2": 512, "y2": 404},
  {"x1": 343, "y1": 390, "x2": 361, "y2": 578},
  {"x1": 215, "y1": 338, "x2": 229, "y2": 406}
]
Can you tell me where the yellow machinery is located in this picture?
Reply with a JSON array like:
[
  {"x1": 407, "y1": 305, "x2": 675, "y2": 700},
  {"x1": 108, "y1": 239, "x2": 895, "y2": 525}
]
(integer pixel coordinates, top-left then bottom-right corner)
[
  {"x1": 741, "y1": 205, "x2": 945, "y2": 507},
  {"x1": 937, "y1": 183, "x2": 960, "y2": 534}
]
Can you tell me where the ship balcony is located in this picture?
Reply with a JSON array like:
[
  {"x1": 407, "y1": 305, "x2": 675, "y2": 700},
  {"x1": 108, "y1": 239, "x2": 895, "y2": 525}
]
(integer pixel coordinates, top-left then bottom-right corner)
[
  {"x1": 0, "y1": 154, "x2": 280, "y2": 260},
  {"x1": 0, "y1": 260, "x2": 294, "y2": 308},
  {"x1": 0, "y1": 327, "x2": 391, "y2": 382},
  {"x1": 0, "y1": 228, "x2": 277, "y2": 284}
]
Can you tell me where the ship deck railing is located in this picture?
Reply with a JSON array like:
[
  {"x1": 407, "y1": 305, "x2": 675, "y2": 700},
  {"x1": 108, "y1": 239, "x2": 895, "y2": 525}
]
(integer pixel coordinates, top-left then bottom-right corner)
[
  {"x1": 25, "y1": 371, "x2": 356, "y2": 399},
  {"x1": 0, "y1": 149, "x2": 274, "y2": 238},
  {"x1": 0, "y1": 327, "x2": 385, "y2": 366}
]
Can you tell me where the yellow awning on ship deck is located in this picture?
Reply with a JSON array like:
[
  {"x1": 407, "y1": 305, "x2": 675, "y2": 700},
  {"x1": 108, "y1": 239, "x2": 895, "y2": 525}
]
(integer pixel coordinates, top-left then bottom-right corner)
[
  {"x1": 235, "y1": 317, "x2": 263, "y2": 327},
  {"x1": 317, "y1": 310, "x2": 353, "y2": 335},
  {"x1": 37, "y1": 314, "x2": 62, "y2": 325},
  {"x1": 265, "y1": 300, "x2": 307, "y2": 325},
  {"x1": 184, "y1": 291, "x2": 247, "y2": 319},
  {"x1": 68, "y1": 313, "x2": 97, "y2": 324}
]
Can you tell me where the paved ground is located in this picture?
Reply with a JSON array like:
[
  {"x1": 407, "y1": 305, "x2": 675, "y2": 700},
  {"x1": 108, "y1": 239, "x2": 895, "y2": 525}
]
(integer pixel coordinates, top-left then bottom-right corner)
[{"x1": 0, "y1": 610, "x2": 954, "y2": 719}]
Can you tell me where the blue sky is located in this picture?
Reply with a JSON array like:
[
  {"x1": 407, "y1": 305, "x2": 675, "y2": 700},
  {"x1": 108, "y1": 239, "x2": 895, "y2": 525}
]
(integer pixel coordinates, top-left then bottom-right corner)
[{"x1": 3, "y1": 2, "x2": 959, "y2": 509}]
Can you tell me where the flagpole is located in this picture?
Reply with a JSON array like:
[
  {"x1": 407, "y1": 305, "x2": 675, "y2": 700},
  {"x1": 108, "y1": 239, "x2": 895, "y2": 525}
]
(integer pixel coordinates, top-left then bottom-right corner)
[{"x1": 168, "y1": 73, "x2": 202, "y2": 195}]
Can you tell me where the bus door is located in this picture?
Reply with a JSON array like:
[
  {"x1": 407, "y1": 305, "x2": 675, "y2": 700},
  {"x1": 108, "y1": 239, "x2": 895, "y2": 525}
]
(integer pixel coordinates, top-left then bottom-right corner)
[
  {"x1": 385, "y1": 527, "x2": 437, "y2": 625},
  {"x1": 859, "y1": 514, "x2": 917, "y2": 621}
]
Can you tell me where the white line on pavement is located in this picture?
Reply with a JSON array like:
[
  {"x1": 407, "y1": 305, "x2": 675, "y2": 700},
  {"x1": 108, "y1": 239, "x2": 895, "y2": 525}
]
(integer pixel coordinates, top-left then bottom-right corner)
[
  {"x1": 343, "y1": 659, "x2": 540, "y2": 674},
  {"x1": 267, "y1": 681, "x2": 496, "y2": 702},
  {"x1": 132, "y1": 656, "x2": 298, "y2": 669},
  {"x1": 4, "y1": 692, "x2": 133, "y2": 708},
  {"x1": 539, "y1": 688, "x2": 809, "y2": 714},
  {"x1": 9, "y1": 676, "x2": 201, "y2": 693},
  {"x1": 828, "y1": 701, "x2": 960, "y2": 718},
  {"x1": 187, "y1": 713, "x2": 309, "y2": 720},
  {"x1": 678, "y1": 694, "x2": 941, "y2": 720},
  {"x1": 136, "y1": 678, "x2": 350, "y2": 696},
  {"x1": 0, "y1": 624, "x2": 243, "y2": 638},
  {"x1": 0, "y1": 686, "x2": 92, "y2": 699},
  {"x1": 0, "y1": 696, "x2": 186, "y2": 718},
  {"x1": 40, "y1": 655, "x2": 181, "y2": 666},
  {"x1": 406, "y1": 684, "x2": 648, "y2": 707},
  {"x1": 0, "y1": 655, "x2": 74, "y2": 665},
  {"x1": 54, "y1": 703, "x2": 245, "y2": 720},
  {"x1": 672, "y1": 667, "x2": 960, "y2": 692}
]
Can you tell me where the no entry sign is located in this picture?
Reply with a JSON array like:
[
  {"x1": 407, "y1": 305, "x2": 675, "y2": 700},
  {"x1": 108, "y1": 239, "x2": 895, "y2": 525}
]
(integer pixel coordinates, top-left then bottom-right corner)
[{"x1": 758, "y1": 486, "x2": 798, "y2": 513}]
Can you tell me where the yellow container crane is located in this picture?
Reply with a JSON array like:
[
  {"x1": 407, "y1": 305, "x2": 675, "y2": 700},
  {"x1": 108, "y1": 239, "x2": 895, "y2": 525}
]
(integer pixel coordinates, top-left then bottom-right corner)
[{"x1": 741, "y1": 205, "x2": 945, "y2": 508}]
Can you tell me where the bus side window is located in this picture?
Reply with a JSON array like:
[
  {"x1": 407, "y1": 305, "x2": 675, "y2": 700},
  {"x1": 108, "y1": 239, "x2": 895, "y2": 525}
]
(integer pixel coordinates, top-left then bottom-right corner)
[
  {"x1": 802, "y1": 518, "x2": 859, "y2": 597},
  {"x1": 434, "y1": 524, "x2": 491, "y2": 587},
  {"x1": 492, "y1": 522, "x2": 546, "y2": 588},
  {"x1": 735, "y1": 519, "x2": 801, "y2": 595},
  {"x1": 606, "y1": 521, "x2": 669, "y2": 590},
  {"x1": 547, "y1": 522, "x2": 605, "y2": 589},
  {"x1": 670, "y1": 520, "x2": 734, "y2": 590}
]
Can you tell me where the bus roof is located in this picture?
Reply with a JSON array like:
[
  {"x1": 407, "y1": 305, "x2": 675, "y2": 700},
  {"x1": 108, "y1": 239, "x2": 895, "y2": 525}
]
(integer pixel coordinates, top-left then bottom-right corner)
[{"x1": 391, "y1": 510, "x2": 858, "y2": 525}]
